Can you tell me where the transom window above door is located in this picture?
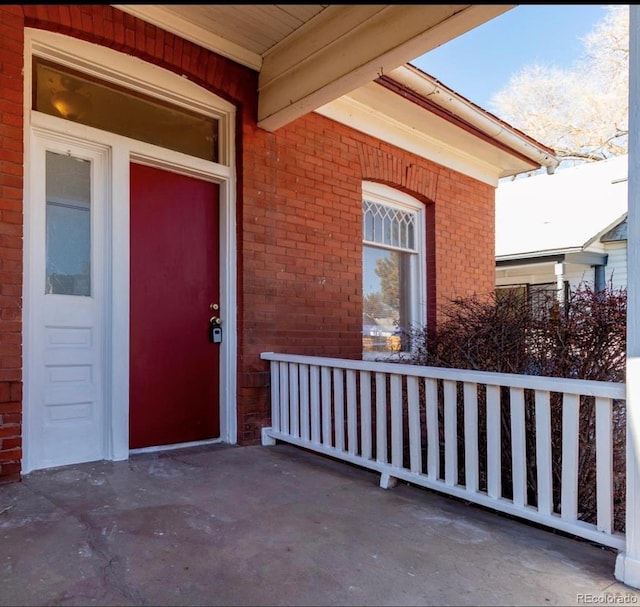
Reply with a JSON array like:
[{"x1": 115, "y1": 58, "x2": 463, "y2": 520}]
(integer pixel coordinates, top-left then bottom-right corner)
[{"x1": 33, "y1": 58, "x2": 220, "y2": 163}]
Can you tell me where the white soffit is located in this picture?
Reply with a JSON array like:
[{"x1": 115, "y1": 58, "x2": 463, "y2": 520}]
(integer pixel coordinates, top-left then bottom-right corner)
[
  {"x1": 315, "y1": 82, "x2": 538, "y2": 187},
  {"x1": 113, "y1": 4, "x2": 330, "y2": 70}
]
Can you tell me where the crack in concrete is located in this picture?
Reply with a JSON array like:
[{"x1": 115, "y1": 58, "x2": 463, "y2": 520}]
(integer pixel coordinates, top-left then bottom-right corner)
[{"x1": 23, "y1": 477, "x2": 149, "y2": 606}]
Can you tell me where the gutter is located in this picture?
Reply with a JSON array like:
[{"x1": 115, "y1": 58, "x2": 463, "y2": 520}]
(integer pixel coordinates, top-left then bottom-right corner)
[
  {"x1": 496, "y1": 248, "x2": 607, "y2": 267},
  {"x1": 388, "y1": 64, "x2": 560, "y2": 175}
]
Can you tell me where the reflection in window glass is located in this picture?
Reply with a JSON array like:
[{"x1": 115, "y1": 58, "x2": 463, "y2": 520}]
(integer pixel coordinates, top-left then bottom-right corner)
[
  {"x1": 362, "y1": 246, "x2": 410, "y2": 353},
  {"x1": 45, "y1": 151, "x2": 91, "y2": 296}
]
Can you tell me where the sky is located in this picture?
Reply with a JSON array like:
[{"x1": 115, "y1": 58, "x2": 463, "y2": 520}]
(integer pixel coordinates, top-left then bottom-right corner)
[{"x1": 410, "y1": 4, "x2": 611, "y2": 111}]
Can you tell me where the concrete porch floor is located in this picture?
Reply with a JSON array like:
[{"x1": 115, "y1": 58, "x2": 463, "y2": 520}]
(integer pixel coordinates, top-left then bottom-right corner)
[{"x1": 1, "y1": 443, "x2": 639, "y2": 607}]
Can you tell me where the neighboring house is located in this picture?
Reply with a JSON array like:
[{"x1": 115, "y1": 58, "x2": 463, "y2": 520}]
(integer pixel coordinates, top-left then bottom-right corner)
[
  {"x1": 495, "y1": 155, "x2": 628, "y2": 305},
  {"x1": 0, "y1": 5, "x2": 558, "y2": 482}
]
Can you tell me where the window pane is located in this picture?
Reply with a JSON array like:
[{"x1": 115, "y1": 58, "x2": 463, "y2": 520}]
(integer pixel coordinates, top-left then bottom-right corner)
[
  {"x1": 406, "y1": 220, "x2": 415, "y2": 249},
  {"x1": 374, "y1": 212, "x2": 383, "y2": 242},
  {"x1": 362, "y1": 246, "x2": 410, "y2": 353},
  {"x1": 383, "y1": 214, "x2": 392, "y2": 244},
  {"x1": 34, "y1": 59, "x2": 219, "y2": 163},
  {"x1": 364, "y1": 207, "x2": 374, "y2": 241},
  {"x1": 46, "y1": 151, "x2": 91, "y2": 296}
]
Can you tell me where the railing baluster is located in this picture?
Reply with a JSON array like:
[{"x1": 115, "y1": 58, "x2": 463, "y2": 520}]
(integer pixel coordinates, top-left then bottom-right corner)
[
  {"x1": 375, "y1": 372, "x2": 388, "y2": 464},
  {"x1": 596, "y1": 396, "x2": 613, "y2": 534},
  {"x1": 407, "y1": 376, "x2": 422, "y2": 474},
  {"x1": 486, "y1": 384, "x2": 501, "y2": 500},
  {"x1": 321, "y1": 366, "x2": 332, "y2": 447},
  {"x1": 360, "y1": 371, "x2": 372, "y2": 460},
  {"x1": 390, "y1": 374, "x2": 403, "y2": 468},
  {"x1": 535, "y1": 390, "x2": 553, "y2": 516},
  {"x1": 280, "y1": 362, "x2": 290, "y2": 435},
  {"x1": 444, "y1": 379, "x2": 457, "y2": 486},
  {"x1": 310, "y1": 365, "x2": 321, "y2": 444},
  {"x1": 510, "y1": 387, "x2": 527, "y2": 508},
  {"x1": 561, "y1": 393, "x2": 579, "y2": 522},
  {"x1": 426, "y1": 378, "x2": 439, "y2": 479},
  {"x1": 333, "y1": 368, "x2": 345, "y2": 452},
  {"x1": 464, "y1": 382, "x2": 479, "y2": 494},
  {"x1": 300, "y1": 364, "x2": 310, "y2": 442},
  {"x1": 271, "y1": 361, "x2": 281, "y2": 433},
  {"x1": 290, "y1": 363, "x2": 300, "y2": 438},
  {"x1": 346, "y1": 370, "x2": 358, "y2": 455}
]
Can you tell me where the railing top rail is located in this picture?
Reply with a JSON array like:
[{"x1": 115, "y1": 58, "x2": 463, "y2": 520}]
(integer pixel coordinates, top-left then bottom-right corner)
[{"x1": 260, "y1": 352, "x2": 626, "y2": 399}]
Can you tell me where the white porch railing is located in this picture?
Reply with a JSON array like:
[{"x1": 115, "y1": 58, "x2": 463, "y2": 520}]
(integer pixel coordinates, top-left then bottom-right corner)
[{"x1": 260, "y1": 352, "x2": 627, "y2": 550}]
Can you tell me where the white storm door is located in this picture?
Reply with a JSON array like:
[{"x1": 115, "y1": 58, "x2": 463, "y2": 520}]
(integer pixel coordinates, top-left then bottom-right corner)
[{"x1": 25, "y1": 133, "x2": 109, "y2": 472}]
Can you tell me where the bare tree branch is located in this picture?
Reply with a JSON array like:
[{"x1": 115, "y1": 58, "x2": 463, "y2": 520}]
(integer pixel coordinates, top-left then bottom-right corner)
[{"x1": 491, "y1": 6, "x2": 629, "y2": 172}]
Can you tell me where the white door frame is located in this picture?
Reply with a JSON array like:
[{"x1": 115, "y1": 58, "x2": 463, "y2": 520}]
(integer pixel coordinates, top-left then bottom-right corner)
[{"x1": 23, "y1": 29, "x2": 238, "y2": 472}]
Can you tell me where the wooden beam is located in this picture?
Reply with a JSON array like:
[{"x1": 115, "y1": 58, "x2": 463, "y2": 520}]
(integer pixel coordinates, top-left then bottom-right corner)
[{"x1": 257, "y1": 4, "x2": 515, "y2": 131}]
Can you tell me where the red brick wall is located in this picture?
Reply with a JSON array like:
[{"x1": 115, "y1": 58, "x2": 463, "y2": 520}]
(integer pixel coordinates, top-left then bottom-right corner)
[
  {"x1": 238, "y1": 116, "x2": 494, "y2": 442},
  {"x1": 0, "y1": 6, "x2": 25, "y2": 483},
  {"x1": 0, "y1": 4, "x2": 495, "y2": 477}
]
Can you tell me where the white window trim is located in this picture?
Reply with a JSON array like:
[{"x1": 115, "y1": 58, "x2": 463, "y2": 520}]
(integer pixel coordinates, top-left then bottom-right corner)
[{"x1": 362, "y1": 181, "x2": 427, "y2": 361}]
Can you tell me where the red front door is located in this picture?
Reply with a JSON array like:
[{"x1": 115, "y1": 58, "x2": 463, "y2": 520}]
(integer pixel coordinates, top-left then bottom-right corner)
[{"x1": 129, "y1": 163, "x2": 220, "y2": 449}]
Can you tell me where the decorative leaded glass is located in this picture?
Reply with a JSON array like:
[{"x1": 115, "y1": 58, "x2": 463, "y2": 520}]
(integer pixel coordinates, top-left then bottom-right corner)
[{"x1": 363, "y1": 199, "x2": 416, "y2": 250}]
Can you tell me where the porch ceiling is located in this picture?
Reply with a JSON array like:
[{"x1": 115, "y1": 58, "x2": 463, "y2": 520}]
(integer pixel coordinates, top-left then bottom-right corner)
[{"x1": 114, "y1": 4, "x2": 515, "y2": 131}]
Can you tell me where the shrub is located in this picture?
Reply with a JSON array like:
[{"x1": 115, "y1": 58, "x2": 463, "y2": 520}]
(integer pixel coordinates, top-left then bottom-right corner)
[
  {"x1": 404, "y1": 281, "x2": 627, "y2": 530},
  {"x1": 408, "y1": 282, "x2": 626, "y2": 381}
]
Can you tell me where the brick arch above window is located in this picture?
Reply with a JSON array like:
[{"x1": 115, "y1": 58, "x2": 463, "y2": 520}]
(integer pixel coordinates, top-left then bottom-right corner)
[{"x1": 356, "y1": 142, "x2": 439, "y2": 203}]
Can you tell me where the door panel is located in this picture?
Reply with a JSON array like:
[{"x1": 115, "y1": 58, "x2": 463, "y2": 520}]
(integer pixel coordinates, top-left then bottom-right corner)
[{"x1": 129, "y1": 163, "x2": 220, "y2": 448}]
